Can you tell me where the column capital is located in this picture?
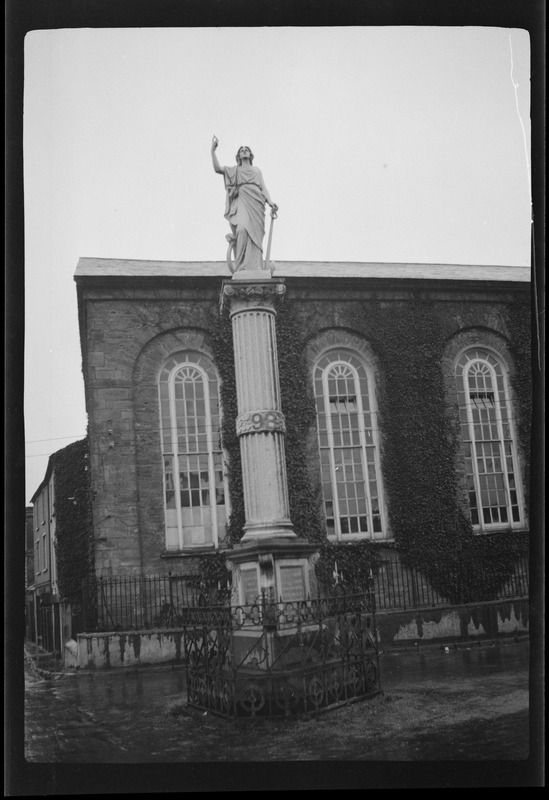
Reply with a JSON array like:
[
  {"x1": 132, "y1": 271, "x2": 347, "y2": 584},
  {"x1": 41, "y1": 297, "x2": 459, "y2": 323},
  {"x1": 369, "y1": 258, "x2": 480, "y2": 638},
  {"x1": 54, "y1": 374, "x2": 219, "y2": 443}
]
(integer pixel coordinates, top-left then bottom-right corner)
[{"x1": 220, "y1": 278, "x2": 286, "y2": 314}]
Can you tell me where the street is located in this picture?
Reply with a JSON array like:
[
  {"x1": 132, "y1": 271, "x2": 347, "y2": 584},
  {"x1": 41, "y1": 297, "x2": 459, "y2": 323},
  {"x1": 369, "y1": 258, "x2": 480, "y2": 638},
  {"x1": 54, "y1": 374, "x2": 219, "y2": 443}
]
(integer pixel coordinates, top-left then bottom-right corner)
[{"x1": 24, "y1": 638, "x2": 531, "y2": 763}]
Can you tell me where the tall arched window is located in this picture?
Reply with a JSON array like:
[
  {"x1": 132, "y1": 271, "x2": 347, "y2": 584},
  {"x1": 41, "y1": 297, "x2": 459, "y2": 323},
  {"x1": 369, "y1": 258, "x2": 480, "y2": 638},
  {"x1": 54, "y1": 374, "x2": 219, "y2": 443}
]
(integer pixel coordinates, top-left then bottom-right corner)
[
  {"x1": 455, "y1": 347, "x2": 524, "y2": 531},
  {"x1": 158, "y1": 351, "x2": 227, "y2": 550},
  {"x1": 313, "y1": 349, "x2": 386, "y2": 540}
]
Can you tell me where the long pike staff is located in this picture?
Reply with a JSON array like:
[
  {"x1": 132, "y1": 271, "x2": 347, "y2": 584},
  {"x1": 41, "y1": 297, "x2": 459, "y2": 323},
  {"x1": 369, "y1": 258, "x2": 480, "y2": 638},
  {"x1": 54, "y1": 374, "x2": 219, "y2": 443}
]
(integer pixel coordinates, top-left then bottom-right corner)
[{"x1": 264, "y1": 204, "x2": 278, "y2": 275}]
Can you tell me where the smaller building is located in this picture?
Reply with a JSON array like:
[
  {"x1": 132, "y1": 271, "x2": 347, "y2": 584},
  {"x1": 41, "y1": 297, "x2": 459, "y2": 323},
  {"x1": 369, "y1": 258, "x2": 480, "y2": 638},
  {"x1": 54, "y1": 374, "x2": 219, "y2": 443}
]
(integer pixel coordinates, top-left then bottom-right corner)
[
  {"x1": 27, "y1": 438, "x2": 93, "y2": 660},
  {"x1": 29, "y1": 463, "x2": 58, "y2": 654},
  {"x1": 24, "y1": 507, "x2": 35, "y2": 642}
]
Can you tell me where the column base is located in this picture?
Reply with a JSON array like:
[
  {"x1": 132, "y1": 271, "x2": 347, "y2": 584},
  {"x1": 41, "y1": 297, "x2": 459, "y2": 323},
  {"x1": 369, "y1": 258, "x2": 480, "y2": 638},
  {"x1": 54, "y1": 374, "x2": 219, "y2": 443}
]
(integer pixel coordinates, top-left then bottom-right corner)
[{"x1": 241, "y1": 520, "x2": 297, "y2": 542}]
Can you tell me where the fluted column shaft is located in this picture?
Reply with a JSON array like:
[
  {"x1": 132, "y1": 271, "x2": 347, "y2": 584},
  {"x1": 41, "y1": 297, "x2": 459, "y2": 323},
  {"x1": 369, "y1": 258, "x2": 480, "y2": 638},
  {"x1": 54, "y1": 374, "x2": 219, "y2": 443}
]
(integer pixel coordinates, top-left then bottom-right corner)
[{"x1": 221, "y1": 279, "x2": 295, "y2": 540}]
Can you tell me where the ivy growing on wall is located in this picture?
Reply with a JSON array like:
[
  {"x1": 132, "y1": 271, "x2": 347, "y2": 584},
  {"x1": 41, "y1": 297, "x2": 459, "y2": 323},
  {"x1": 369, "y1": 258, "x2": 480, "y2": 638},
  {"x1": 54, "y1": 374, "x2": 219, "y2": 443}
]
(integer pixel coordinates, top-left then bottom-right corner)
[
  {"x1": 208, "y1": 295, "x2": 530, "y2": 603},
  {"x1": 505, "y1": 301, "x2": 532, "y2": 513},
  {"x1": 210, "y1": 307, "x2": 246, "y2": 546},
  {"x1": 276, "y1": 301, "x2": 326, "y2": 544},
  {"x1": 314, "y1": 540, "x2": 383, "y2": 595},
  {"x1": 280, "y1": 298, "x2": 528, "y2": 601},
  {"x1": 355, "y1": 300, "x2": 529, "y2": 602},
  {"x1": 365, "y1": 303, "x2": 470, "y2": 566},
  {"x1": 196, "y1": 551, "x2": 233, "y2": 604},
  {"x1": 53, "y1": 437, "x2": 95, "y2": 600}
]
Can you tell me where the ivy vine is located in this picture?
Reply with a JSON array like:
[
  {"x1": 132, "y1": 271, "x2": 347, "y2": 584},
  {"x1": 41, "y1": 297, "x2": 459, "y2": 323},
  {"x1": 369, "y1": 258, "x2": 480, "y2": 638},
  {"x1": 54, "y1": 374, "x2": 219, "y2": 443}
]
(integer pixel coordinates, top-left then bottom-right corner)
[
  {"x1": 505, "y1": 301, "x2": 532, "y2": 513},
  {"x1": 276, "y1": 301, "x2": 326, "y2": 544},
  {"x1": 315, "y1": 540, "x2": 383, "y2": 595},
  {"x1": 357, "y1": 300, "x2": 528, "y2": 601},
  {"x1": 210, "y1": 306, "x2": 245, "y2": 546},
  {"x1": 50, "y1": 291, "x2": 531, "y2": 605},
  {"x1": 52, "y1": 437, "x2": 95, "y2": 600},
  {"x1": 205, "y1": 294, "x2": 529, "y2": 603}
]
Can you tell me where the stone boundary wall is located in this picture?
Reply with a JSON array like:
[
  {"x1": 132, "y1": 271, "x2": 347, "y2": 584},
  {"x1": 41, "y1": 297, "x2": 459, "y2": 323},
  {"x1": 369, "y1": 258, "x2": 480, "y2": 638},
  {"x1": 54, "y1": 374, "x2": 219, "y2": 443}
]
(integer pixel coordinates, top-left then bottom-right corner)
[
  {"x1": 375, "y1": 597, "x2": 529, "y2": 647},
  {"x1": 67, "y1": 629, "x2": 186, "y2": 669},
  {"x1": 67, "y1": 598, "x2": 529, "y2": 669}
]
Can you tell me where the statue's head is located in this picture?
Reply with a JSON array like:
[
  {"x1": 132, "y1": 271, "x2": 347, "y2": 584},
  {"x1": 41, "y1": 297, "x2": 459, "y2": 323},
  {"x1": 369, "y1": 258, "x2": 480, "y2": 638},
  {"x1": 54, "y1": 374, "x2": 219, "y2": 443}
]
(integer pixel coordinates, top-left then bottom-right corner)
[{"x1": 235, "y1": 146, "x2": 254, "y2": 165}]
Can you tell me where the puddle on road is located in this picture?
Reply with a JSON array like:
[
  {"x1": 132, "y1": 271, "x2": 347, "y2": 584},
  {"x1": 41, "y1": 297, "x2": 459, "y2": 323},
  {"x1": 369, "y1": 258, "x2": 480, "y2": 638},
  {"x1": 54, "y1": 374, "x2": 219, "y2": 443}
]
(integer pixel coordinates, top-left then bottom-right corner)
[
  {"x1": 25, "y1": 643, "x2": 530, "y2": 763},
  {"x1": 380, "y1": 641, "x2": 529, "y2": 687}
]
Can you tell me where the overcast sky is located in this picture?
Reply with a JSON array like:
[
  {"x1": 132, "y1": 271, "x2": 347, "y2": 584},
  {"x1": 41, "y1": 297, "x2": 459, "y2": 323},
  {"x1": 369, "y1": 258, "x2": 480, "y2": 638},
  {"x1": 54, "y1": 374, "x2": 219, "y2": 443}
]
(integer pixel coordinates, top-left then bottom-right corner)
[{"x1": 23, "y1": 25, "x2": 531, "y2": 503}]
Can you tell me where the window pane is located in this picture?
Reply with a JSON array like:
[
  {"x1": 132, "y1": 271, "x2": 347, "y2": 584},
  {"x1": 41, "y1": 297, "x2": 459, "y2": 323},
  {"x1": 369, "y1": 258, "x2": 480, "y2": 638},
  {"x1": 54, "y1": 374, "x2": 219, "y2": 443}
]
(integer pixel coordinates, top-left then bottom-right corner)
[
  {"x1": 159, "y1": 353, "x2": 226, "y2": 549},
  {"x1": 457, "y1": 351, "x2": 522, "y2": 530},
  {"x1": 314, "y1": 350, "x2": 384, "y2": 541}
]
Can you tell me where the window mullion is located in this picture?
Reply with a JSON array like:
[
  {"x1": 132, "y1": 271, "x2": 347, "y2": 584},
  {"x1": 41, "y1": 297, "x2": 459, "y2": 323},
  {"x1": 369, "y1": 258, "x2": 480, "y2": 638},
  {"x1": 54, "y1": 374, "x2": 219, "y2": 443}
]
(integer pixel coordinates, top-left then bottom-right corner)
[
  {"x1": 490, "y1": 369, "x2": 514, "y2": 525},
  {"x1": 203, "y1": 377, "x2": 218, "y2": 549},
  {"x1": 465, "y1": 366, "x2": 484, "y2": 529},
  {"x1": 353, "y1": 371, "x2": 374, "y2": 536},
  {"x1": 169, "y1": 374, "x2": 184, "y2": 551},
  {"x1": 323, "y1": 369, "x2": 342, "y2": 541}
]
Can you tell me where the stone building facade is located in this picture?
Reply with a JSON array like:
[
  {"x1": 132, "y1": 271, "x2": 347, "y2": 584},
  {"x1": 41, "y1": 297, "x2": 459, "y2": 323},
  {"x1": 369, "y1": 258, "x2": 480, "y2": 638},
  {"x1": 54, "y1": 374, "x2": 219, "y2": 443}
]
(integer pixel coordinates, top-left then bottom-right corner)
[
  {"x1": 75, "y1": 260, "x2": 531, "y2": 582},
  {"x1": 27, "y1": 438, "x2": 93, "y2": 654}
]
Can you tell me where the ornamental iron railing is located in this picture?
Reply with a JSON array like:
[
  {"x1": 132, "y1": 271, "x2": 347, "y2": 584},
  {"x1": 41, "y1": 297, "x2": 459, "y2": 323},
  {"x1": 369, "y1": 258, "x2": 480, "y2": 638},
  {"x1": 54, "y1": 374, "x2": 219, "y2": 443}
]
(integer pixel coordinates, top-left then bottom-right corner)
[
  {"x1": 183, "y1": 591, "x2": 380, "y2": 718},
  {"x1": 371, "y1": 552, "x2": 529, "y2": 610},
  {"x1": 81, "y1": 553, "x2": 529, "y2": 633},
  {"x1": 81, "y1": 573, "x2": 231, "y2": 633}
]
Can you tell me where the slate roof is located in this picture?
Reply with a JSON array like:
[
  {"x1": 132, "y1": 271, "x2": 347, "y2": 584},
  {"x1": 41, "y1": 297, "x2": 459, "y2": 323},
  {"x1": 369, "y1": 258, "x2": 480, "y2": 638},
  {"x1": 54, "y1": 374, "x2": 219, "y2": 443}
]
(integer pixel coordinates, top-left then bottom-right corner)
[{"x1": 75, "y1": 258, "x2": 530, "y2": 283}]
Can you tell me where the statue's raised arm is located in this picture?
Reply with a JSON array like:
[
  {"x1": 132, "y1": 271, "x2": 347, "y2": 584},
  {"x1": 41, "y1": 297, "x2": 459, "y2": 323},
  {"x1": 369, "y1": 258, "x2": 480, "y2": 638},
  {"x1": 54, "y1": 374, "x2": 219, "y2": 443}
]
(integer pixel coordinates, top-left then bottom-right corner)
[
  {"x1": 211, "y1": 136, "x2": 223, "y2": 174},
  {"x1": 211, "y1": 139, "x2": 278, "y2": 274}
]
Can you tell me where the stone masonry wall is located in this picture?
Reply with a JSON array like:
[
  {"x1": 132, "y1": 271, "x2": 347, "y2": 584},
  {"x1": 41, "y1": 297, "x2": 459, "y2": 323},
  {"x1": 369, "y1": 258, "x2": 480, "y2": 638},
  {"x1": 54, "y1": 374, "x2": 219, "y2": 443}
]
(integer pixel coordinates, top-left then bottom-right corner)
[
  {"x1": 80, "y1": 287, "x2": 221, "y2": 577},
  {"x1": 288, "y1": 289, "x2": 530, "y2": 539},
  {"x1": 78, "y1": 278, "x2": 530, "y2": 579}
]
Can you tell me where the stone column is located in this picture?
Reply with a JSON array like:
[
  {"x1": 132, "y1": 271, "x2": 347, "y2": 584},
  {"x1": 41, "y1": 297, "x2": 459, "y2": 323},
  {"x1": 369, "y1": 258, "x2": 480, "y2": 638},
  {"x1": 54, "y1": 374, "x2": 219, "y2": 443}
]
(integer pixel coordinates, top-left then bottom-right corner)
[
  {"x1": 221, "y1": 277, "x2": 296, "y2": 541},
  {"x1": 220, "y1": 273, "x2": 319, "y2": 678}
]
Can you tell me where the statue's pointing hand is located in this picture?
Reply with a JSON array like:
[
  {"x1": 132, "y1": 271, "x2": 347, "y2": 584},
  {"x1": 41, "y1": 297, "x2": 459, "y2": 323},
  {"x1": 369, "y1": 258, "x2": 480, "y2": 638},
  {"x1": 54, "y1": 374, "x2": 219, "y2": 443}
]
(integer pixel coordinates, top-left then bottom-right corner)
[{"x1": 211, "y1": 136, "x2": 219, "y2": 151}]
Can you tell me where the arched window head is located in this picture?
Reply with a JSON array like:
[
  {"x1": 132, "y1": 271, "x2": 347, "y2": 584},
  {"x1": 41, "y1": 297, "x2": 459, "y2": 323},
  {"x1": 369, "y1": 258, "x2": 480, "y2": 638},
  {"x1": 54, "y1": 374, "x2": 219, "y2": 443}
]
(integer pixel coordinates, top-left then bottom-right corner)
[
  {"x1": 313, "y1": 349, "x2": 387, "y2": 541},
  {"x1": 158, "y1": 351, "x2": 228, "y2": 551},
  {"x1": 455, "y1": 347, "x2": 524, "y2": 531}
]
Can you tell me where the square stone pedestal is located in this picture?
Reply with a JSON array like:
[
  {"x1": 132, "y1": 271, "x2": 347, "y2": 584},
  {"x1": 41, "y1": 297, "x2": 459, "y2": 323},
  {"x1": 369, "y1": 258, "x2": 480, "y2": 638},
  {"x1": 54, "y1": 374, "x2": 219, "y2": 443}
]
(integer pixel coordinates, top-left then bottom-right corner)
[
  {"x1": 225, "y1": 538, "x2": 320, "y2": 671},
  {"x1": 226, "y1": 538, "x2": 319, "y2": 607}
]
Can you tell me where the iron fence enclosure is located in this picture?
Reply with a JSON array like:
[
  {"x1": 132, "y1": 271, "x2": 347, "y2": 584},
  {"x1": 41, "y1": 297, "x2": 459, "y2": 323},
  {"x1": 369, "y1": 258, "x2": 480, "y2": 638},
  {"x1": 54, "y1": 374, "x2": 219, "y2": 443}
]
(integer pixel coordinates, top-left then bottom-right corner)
[
  {"x1": 184, "y1": 593, "x2": 381, "y2": 718},
  {"x1": 80, "y1": 554, "x2": 529, "y2": 634}
]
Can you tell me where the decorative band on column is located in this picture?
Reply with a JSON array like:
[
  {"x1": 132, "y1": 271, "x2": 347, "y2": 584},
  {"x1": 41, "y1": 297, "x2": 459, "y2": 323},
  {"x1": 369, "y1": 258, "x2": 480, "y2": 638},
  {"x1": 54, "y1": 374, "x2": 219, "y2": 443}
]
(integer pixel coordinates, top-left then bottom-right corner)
[{"x1": 236, "y1": 410, "x2": 286, "y2": 436}]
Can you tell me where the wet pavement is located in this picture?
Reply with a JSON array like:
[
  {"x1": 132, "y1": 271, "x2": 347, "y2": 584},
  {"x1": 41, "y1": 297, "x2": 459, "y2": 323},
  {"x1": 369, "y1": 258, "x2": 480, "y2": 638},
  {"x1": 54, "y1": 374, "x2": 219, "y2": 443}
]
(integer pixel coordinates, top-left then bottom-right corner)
[{"x1": 24, "y1": 638, "x2": 532, "y2": 764}]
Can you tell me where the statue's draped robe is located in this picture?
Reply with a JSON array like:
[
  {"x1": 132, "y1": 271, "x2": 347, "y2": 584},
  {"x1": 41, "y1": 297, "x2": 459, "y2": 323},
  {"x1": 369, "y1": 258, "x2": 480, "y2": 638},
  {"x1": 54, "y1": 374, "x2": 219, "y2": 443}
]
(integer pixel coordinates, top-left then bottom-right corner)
[{"x1": 223, "y1": 165, "x2": 267, "y2": 271}]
